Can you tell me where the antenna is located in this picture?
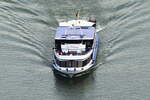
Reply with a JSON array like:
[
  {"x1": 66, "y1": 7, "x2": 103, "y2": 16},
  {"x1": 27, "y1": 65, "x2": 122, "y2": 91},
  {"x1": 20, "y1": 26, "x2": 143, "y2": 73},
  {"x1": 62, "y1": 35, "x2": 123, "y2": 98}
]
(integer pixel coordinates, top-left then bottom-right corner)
[{"x1": 75, "y1": 9, "x2": 80, "y2": 19}]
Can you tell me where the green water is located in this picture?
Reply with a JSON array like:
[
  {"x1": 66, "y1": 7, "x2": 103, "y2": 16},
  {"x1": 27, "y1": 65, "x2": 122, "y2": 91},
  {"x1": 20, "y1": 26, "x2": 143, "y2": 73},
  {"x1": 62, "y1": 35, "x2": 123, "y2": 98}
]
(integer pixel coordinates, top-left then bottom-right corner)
[{"x1": 0, "y1": 0, "x2": 150, "y2": 100}]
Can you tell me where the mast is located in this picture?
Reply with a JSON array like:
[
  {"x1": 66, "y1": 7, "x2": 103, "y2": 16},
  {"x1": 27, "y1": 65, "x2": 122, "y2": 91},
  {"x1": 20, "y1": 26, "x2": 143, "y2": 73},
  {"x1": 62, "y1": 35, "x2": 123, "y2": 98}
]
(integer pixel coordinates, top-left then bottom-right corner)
[{"x1": 75, "y1": 10, "x2": 80, "y2": 20}]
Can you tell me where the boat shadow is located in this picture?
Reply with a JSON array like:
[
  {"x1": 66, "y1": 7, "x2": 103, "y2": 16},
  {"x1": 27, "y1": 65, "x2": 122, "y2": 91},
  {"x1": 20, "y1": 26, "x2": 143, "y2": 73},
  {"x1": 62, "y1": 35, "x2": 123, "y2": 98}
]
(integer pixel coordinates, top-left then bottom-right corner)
[
  {"x1": 53, "y1": 70, "x2": 96, "y2": 100},
  {"x1": 53, "y1": 67, "x2": 97, "y2": 81},
  {"x1": 54, "y1": 71, "x2": 91, "y2": 80}
]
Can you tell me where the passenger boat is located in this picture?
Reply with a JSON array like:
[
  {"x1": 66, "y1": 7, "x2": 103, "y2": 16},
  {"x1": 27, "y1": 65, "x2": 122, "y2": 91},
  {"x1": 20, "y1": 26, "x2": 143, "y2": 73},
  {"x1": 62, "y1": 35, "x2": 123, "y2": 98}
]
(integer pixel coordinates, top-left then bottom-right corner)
[{"x1": 52, "y1": 13, "x2": 99, "y2": 78}]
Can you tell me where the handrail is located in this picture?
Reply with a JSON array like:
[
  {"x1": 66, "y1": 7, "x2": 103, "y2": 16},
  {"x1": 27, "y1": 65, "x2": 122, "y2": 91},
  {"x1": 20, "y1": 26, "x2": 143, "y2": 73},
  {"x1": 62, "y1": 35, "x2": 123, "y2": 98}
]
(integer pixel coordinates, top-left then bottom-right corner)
[{"x1": 54, "y1": 49, "x2": 93, "y2": 61}]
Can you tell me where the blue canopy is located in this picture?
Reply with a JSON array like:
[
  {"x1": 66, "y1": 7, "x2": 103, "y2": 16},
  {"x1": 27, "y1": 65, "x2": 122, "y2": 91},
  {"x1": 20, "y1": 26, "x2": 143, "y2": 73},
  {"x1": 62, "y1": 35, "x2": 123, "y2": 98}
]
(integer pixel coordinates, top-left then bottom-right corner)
[{"x1": 55, "y1": 27, "x2": 95, "y2": 40}]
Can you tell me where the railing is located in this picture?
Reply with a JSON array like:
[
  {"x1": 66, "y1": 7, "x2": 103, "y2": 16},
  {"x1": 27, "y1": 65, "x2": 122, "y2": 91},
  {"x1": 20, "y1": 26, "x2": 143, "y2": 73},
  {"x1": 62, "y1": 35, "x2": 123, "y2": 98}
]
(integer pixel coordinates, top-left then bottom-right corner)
[
  {"x1": 54, "y1": 55, "x2": 92, "y2": 68},
  {"x1": 55, "y1": 48, "x2": 92, "y2": 56}
]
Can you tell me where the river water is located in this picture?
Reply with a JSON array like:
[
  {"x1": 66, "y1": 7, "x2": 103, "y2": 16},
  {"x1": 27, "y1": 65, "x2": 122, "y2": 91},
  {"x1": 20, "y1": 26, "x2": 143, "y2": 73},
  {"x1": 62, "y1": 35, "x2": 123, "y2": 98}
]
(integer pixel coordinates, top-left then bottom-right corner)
[{"x1": 0, "y1": 0, "x2": 150, "y2": 100}]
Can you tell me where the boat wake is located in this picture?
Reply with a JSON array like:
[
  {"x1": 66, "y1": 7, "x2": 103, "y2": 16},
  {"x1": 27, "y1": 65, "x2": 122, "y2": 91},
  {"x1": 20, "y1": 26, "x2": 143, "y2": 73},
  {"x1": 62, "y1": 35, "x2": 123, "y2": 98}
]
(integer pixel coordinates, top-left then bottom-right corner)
[{"x1": 96, "y1": 25, "x2": 105, "y2": 33}]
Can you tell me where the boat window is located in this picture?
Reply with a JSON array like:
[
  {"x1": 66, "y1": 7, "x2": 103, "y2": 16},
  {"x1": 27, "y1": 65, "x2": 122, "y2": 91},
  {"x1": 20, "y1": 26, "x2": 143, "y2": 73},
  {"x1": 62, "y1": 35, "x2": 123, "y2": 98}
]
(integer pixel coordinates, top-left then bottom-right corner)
[
  {"x1": 66, "y1": 61, "x2": 72, "y2": 67},
  {"x1": 59, "y1": 61, "x2": 66, "y2": 67},
  {"x1": 78, "y1": 61, "x2": 83, "y2": 67},
  {"x1": 81, "y1": 27, "x2": 89, "y2": 29},
  {"x1": 55, "y1": 52, "x2": 93, "y2": 67},
  {"x1": 83, "y1": 56, "x2": 91, "y2": 66},
  {"x1": 72, "y1": 61, "x2": 77, "y2": 67},
  {"x1": 56, "y1": 57, "x2": 92, "y2": 68}
]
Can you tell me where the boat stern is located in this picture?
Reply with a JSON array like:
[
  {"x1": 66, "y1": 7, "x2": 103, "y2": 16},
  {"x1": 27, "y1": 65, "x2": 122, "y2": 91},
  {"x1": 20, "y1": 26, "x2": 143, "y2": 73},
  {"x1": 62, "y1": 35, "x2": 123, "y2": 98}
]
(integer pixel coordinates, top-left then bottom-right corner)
[{"x1": 52, "y1": 60, "x2": 95, "y2": 78}]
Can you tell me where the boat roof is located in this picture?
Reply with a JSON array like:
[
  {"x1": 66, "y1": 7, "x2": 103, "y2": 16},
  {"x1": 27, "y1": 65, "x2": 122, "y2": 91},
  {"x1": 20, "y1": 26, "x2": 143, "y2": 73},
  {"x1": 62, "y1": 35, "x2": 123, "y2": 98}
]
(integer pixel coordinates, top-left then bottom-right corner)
[
  {"x1": 55, "y1": 26, "x2": 95, "y2": 40},
  {"x1": 59, "y1": 20, "x2": 95, "y2": 27}
]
